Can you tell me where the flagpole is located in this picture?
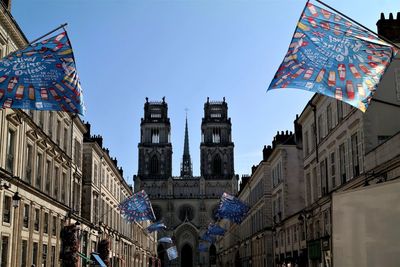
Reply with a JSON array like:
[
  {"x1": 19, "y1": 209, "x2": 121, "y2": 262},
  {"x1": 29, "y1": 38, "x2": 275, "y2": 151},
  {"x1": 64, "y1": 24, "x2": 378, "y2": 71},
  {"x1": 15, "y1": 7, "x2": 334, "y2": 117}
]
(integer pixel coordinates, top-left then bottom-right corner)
[
  {"x1": 313, "y1": 0, "x2": 400, "y2": 50},
  {"x1": 27, "y1": 23, "x2": 68, "y2": 46}
]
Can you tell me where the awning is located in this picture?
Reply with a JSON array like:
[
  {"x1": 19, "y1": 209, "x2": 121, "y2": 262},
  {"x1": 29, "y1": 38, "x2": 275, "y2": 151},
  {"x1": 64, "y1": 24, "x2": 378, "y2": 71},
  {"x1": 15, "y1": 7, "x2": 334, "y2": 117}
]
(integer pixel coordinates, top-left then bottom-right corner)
[{"x1": 91, "y1": 253, "x2": 107, "y2": 267}]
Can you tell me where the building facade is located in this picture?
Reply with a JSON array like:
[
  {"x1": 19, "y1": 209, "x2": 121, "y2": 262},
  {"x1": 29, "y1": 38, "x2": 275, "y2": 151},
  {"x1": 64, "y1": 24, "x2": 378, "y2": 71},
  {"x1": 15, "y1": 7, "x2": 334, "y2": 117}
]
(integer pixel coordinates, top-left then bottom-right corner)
[
  {"x1": 0, "y1": 1, "x2": 157, "y2": 266},
  {"x1": 82, "y1": 123, "x2": 158, "y2": 267},
  {"x1": 134, "y1": 98, "x2": 238, "y2": 267}
]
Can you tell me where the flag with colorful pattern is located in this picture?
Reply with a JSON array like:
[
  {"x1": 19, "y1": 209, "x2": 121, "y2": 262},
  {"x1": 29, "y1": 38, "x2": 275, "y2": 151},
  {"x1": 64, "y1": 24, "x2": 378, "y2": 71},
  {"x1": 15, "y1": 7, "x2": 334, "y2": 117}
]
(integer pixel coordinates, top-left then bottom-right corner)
[
  {"x1": 216, "y1": 192, "x2": 249, "y2": 224},
  {"x1": 158, "y1": 237, "x2": 173, "y2": 244},
  {"x1": 118, "y1": 190, "x2": 155, "y2": 222},
  {"x1": 147, "y1": 222, "x2": 167, "y2": 233},
  {"x1": 207, "y1": 223, "x2": 226, "y2": 236},
  {"x1": 166, "y1": 246, "x2": 178, "y2": 261},
  {"x1": 267, "y1": 1, "x2": 398, "y2": 112},
  {"x1": 201, "y1": 232, "x2": 216, "y2": 244},
  {"x1": 0, "y1": 31, "x2": 85, "y2": 114}
]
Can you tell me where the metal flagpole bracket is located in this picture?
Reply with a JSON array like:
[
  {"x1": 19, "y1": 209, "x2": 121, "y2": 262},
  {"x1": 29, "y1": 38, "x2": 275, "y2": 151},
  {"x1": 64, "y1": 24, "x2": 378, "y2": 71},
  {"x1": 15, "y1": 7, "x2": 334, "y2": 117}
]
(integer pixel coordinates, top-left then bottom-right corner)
[{"x1": 27, "y1": 23, "x2": 68, "y2": 46}]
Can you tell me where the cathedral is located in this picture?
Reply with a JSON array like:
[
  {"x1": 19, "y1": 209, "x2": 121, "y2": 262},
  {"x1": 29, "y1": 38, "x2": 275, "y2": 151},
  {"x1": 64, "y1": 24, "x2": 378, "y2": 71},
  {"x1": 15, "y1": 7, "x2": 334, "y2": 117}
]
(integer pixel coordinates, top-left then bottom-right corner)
[{"x1": 134, "y1": 97, "x2": 238, "y2": 267}]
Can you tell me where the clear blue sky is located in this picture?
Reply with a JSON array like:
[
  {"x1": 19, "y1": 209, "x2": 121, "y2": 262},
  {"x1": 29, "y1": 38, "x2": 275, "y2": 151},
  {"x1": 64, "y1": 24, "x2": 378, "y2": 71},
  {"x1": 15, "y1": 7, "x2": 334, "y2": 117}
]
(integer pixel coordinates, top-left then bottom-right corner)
[{"x1": 12, "y1": 0, "x2": 400, "y2": 184}]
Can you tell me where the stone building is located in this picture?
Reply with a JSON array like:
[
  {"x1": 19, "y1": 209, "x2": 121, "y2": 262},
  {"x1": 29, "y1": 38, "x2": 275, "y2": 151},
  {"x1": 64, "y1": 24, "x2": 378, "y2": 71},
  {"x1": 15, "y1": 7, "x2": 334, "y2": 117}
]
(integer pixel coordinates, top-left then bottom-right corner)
[
  {"x1": 292, "y1": 13, "x2": 400, "y2": 267},
  {"x1": 0, "y1": 1, "x2": 157, "y2": 266},
  {"x1": 82, "y1": 123, "x2": 158, "y2": 267},
  {"x1": 134, "y1": 97, "x2": 238, "y2": 267}
]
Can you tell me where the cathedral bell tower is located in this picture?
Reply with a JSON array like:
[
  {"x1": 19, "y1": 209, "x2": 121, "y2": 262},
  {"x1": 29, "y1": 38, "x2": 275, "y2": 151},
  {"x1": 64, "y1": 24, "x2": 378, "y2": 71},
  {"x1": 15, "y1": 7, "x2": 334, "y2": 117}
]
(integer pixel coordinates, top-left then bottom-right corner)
[
  {"x1": 200, "y1": 97, "x2": 234, "y2": 179},
  {"x1": 138, "y1": 97, "x2": 172, "y2": 180}
]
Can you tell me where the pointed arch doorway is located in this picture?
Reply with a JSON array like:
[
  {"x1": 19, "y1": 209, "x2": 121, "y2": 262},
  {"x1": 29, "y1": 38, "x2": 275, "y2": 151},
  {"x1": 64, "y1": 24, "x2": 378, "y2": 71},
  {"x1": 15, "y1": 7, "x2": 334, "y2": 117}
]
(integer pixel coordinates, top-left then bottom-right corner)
[{"x1": 181, "y1": 244, "x2": 193, "y2": 267}]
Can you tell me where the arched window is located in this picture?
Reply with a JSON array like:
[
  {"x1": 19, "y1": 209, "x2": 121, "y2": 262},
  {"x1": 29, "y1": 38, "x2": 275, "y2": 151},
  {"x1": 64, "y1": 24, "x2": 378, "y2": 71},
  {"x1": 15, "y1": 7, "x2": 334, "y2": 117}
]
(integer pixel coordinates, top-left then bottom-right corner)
[
  {"x1": 212, "y1": 154, "x2": 222, "y2": 176},
  {"x1": 209, "y1": 244, "x2": 217, "y2": 265},
  {"x1": 153, "y1": 205, "x2": 162, "y2": 221},
  {"x1": 150, "y1": 155, "x2": 159, "y2": 175},
  {"x1": 179, "y1": 205, "x2": 194, "y2": 222}
]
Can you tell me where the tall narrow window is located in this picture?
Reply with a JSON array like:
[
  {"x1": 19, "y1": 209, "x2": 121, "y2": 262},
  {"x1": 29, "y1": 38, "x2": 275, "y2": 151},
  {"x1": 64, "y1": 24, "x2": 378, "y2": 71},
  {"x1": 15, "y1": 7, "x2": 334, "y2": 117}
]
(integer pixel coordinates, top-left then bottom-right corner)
[
  {"x1": 2, "y1": 196, "x2": 11, "y2": 223},
  {"x1": 310, "y1": 123, "x2": 316, "y2": 151},
  {"x1": 304, "y1": 131, "x2": 309, "y2": 155},
  {"x1": 1, "y1": 236, "x2": 9, "y2": 267},
  {"x1": 56, "y1": 120, "x2": 61, "y2": 144},
  {"x1": 74, "y1": 139, "x2": 82, "y2": 168},
  {"x1": 318, "y1": 114, "x2": 324, "y2": 142},
  {"x1": 25, "y1": 144, "x2": 33, "y2": 183},
  {"x1": 52, "y1": 216, "x2": 57, "y2": 236},
  {"x1": 312, "y1": 167, "x2": 318, "y2": 201},
  {"x1": 94, "y1": 163, "x2": 98, "y2": 186},
  {"x1": 48, "y1": 111, "x2": 53, "y2": 138},
  {"x1": 327, "y1": 104, "x2": 333, "y2": 131},
  {"x1": 36, "y1": 153, "x2": 43, "y2": 190},
  {"x1": 42, "y1": 244, "x2": 48, "y2": 267},
  {"x1": 306, "y1": 173, "x2": 311, "y2": 206},
  {"x1": 34, "y1": 208, "x2": 40, "y2": 231},
  {"x1": 61, "y1": 172, "x2": 67, "y2": 203},
  {"x1": 38, "y1": 111, "x2": 44, "y2": 128},
  {"x1": 44, "y1": 213, "x2": 49, "y2": 234},
  {"x1": 63, "y1": 128, "x2": 68, "y2": 152},
  {"x1": 6, "y1": 129, "x2": 15, "y2": 172},
  {"x1": 351, "y1": 133, "x2": 360, "y2": 178},
  {"x1": 320, "y1": 158, "x2": 328, "y2": 195},
  {"x1": 53, "y1": 167, "x2": 59, "y2": 199},
  {"x1": 32, "y1": 242, "x2": 38, "y2": 266},
  {"x1": 51, "y1": 246, "x2": 56, "y2": 267},
  {"x1": 23, "y1": 204, "x2": 30, "y2": 228},
  {"x1": 150, "y1": 155, "x2": 159, "y2": 175},
  {"x1": 45, "y1": 160, "x2": 51, "y2": 194},
  {"x1": 330, "y1": 152, "x2": 336, "y2": 189},
  {"x1": 339, "y1": 143, "x2": 347, "y2": 184},
  {"x1": 21, "y1": 240, "x2": 28, "y2": 267},
  {"x1": 212, "y1": 154, "x2": 222, "y2": 176},
  {"x1": 151, "y1": 128, "x2": 160, "y2": 143},
  {"x1": 337, "y1": 100, "x2": 343, "y2": 123},
  {"x1": 212, "y1": 128, "x2": 221, "y2": 143}
]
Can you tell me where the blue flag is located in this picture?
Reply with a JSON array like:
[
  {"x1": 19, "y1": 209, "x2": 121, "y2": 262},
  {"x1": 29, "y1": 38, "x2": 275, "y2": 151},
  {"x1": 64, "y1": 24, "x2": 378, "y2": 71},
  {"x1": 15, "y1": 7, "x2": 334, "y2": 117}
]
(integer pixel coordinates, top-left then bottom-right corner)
[
  {"x1": 207, "y1": 223, "x2": 226, "y2": 236},
  {"x1": 201, "y1": 232, "x2": 216, "y2": 244},
  {"x1": 216, "y1": 192, "x2": 249, "y2": 224},
  {"x1": 166, "y1": 246, "x2": 178, "y2": 260},
  {"x1": 147, "y1": 222, "x2": 167, "y2": 233},
  {"x1": 0, "y1": 31, "x2": 85, "y2": 114},
  {"x1": 118, "y1": 190, "x2": 156, "y2": 222},
  {"x1": 158, "y1": 237, "x2": 173, "y2": 244},
  {"x1": 268, "y1": 2, "x2": 398, "y2": 112},
  {"x1": 198, "y1": 243, "x2": 208, "y2": 252}
]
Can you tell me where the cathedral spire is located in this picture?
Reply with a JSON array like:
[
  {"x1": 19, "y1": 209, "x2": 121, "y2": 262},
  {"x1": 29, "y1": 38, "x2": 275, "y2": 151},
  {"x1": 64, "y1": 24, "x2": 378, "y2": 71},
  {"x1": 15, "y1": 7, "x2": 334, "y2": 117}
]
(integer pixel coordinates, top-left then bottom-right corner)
[{"x1": 181, "y1": 112, "x2": 193, "y2": 178}]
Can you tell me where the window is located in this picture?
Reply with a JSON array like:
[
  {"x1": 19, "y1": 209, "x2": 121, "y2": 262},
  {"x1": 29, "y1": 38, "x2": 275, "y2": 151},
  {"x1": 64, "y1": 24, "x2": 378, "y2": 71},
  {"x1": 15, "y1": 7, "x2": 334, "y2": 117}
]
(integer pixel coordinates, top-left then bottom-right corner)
[
  {"x1": 74, "y1": 139, "x2": 82, "y2": 168},
  {"x1": 63, "y1": 128, "x2": 68, "y2": 151},
  {"x1": 23, "y1": 204, "x2": 29, "y2": 228},
  {"x1": 150, "y1": 155, "x2": 159, "y2": 175},
  {"x1": 304, "y1": 131, "x2": 309, "y2": 155},
  {"x1": 51, "y1": 246, "x2": 56, "y2": 267},
  {"x1": 2, "y1": 196, "x2": 11, "y2": 223},
  {"x1": 73, "y1": 182, "x2": 80, "y2": 212},
  {"x1": 34, "y1": 208, "x2": 40, "y2": 231},
  {"x1": 48, "y1": 111, "x2": 53, "y2": 138},
  {"x1": 337, "y1": 100, "x2": 343, "y2": 123},
  {"x1": 1, "y1": 236, "x2": 9, "y2": 267},
  {"x1": 44, "y1": 213, "x2": 49, "y2": 234},
  {"x1": 54, "y1": 167, "x2": 59, "y2": 199},
  {"x1": 38, "y1": 111, "x2": 44, "y2": 128},
  {"x1": 330, "y1": 152, "x2": 336, "y2": 189},
  {"x1": 21, "y1": 240, "x2": 28, "y2": 267},
  {"x1": 212, "y1": 128, "x2": 221, "y2": 143},
  {"x1": 294, "y1": 226, "x2": 297, "y2": 242},
  {"x1": 327, "y1": 104, "x2": 333, "y2": 131},
  {"x1": 272, "y1": 162, "x2": 282, "y2": 187},
  {"x1": 151, "y1": 128, "x2": 160, "y2": 143},
  {"x1": 45, "y1": 160, "x2": 51, "y2": 194},
  {"x1": 56, "y1": 120, "x2": 61, "y2": 144},
  {"x1": 179, "y1": 205, "x2": 194, "y2": 222},
  {"x1": 6, "y1": 129, "x2": 15, "y2": 172},
  {"x1": 42, "y1": 244, "x2": 48, "y2": 267},
  {"x1": 339, "y1": 143, "x2": 347, "y2": 184},
  {"x1": 94, "y1": 163, "x2": 98, "y2": 186},
  {"x1": 25, "y1": 144, "x2": 33, "y2": 183},
  {"x1": 61, "y1": 172, "x2": 67, "y2": 202},
  {"x1": 320, "y1": 158, "x2": 328, "y2": 196},
  {"x1": 52, "y1": 216, "x2": 57, "y2": 236},
  {"x1": 310, "y1": 123, "x2": 316, "y2": 151},
  {"x1": 32, "y1": 242, "x2": 38, "y2": 266},
  {"x1": 318, "y1": 114, "x2": 324, "y2": 142},
  {"x1": 36, "y1": 153, "x2": 43, "y2": 189},
  {"x1": 351, "y1": 133, "x2": 360, "y2": 177},
  {"x1": 312, "y1": 167, "x2": 318, "y2": 201},
  {"x1": 212, "y1": 154, "x2": 222, "y2": 176}
]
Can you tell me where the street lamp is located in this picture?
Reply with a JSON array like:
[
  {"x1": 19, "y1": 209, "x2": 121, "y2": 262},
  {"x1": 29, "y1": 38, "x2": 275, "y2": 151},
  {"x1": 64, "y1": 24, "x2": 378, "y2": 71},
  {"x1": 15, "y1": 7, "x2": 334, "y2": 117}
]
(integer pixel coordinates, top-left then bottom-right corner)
[{"x1": 12, "y1": 191, "x2": 21, "y2": 208}]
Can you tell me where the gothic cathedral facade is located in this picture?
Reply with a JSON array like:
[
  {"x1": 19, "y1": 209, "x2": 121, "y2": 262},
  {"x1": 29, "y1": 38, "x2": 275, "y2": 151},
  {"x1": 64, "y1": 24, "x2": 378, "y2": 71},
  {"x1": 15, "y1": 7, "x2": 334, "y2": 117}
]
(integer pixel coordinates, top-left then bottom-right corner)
[{"x1": 134, "y1": 97, "x2": 238, "y2": 267}]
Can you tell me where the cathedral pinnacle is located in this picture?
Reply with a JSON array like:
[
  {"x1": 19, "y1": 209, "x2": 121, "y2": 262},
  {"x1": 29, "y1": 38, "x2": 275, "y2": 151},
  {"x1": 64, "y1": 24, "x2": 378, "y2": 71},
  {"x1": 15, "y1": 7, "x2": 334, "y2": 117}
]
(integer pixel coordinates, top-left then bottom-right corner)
[{"x1": 181, "y1": 112, "x2": 193, "y2": 177}]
